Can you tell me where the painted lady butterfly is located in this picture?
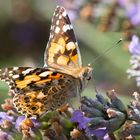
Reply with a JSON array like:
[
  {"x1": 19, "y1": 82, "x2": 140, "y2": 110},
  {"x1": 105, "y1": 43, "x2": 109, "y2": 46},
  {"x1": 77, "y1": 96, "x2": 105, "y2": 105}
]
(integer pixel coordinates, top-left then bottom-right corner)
[{"x1": 0, "y1": 6, "x2": 93, "y2": 118}]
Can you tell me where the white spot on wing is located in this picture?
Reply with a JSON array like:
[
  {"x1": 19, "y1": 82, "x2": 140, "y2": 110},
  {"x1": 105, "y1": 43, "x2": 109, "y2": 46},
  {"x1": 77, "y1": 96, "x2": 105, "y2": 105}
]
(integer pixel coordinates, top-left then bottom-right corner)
[
  {"x1": 22, "y1": 68, "x2": 34, "y2": 75},
  {"x1": 2, "y1": 73, "x2": 6, "y2": 76},
  {"x1": 56, "y1": 13, "x2": 59, "y2": 17},
  {"x1": 6, "y1": 81, "x2": 10, "y2": 85},
  {"x1": 12, "y1": 74, "x2": 19, "y2": 79},
  {"x1": 62, "y1": 10, "x2": 66, "y2": 17},
  {"x1": 9, "y1": 73, "x2": 13, "y2": 77},
  {"x1": 5, "y1": 78, "x2": 9, "y2": 81},
  {"x1": 59, "y1": 15, "x2": 62, "y2": 19},
  {"x1": 62, "y1": 25, "x2": 70, "y2": 32},
  {"x1": 55, "y1": 26, "x2": 60, "y2": 34},
  {"x1": 39, "y1": 71, "x2": 52, "y2": 77},
  {"x1": 56, "y1": 20, "x2": 59, "y2": 25},
  {"x1": 9, "y1": 71, "x2": 13, "y2": 74},
  {"x1": 13, "y1": 67, "x2": 19, "y2": 71},
  {"x1": 66, "y1": 42, "x2": 76, "y2": 50}
]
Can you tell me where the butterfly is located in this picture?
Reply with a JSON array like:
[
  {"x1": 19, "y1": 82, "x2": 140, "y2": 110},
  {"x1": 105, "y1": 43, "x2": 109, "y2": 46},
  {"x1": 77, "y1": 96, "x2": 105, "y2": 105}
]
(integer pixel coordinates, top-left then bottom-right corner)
[{"x1": 0, "y1": 6, "x2": 93, "y2": 118}]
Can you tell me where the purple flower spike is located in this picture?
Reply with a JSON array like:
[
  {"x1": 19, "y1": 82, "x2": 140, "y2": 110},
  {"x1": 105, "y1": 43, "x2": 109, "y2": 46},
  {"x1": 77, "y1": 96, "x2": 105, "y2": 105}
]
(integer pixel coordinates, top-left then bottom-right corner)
[
  {"x1": 85, "y1": 127, "x2": 107, "y2": 138},
  {"x1": 70, "y1": 110, "x2": 92, "y2": 129},
  {"x1": 31, "y1": 118, "x2": 40, "y2": 128},
  {"x1": 16, "y1": 116, "x2": 40, "y2": 129},
  {"x1": 128, "y1": 35, "x2": 140, "y2": 55},
  {"x1": 103, "y1": 133, "x2": 109, "y2": 140},
  {"x1": 128, "y1": 0, "x2": 140, "y2": 26},
  {"x1": 15, "y1": 116, "x2": 25, "y2": 129},
  {"x1": 126, "y1": 4, "x2": 137, "y2": 19},
  {"x1": 118, "y1": 0, "x2": 140, "y2": 26},
  {"x1": 0, "y1": 112, "x2": 14, "y2": 125},
  {"x1": 117, "y1": 0, "x2": 127, "y2": 7},
  {"x1": 0, "y1": 131, "x2": 9, "y2": 140}
]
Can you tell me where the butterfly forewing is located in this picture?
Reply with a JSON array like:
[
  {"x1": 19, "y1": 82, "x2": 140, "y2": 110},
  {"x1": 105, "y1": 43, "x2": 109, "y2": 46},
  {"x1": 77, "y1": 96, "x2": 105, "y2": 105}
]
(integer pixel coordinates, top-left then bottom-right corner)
[
  {"x1": 44, "y1": 6, "x2": 82, "y2": 69},
  {"x1": 0, "y1": 67, "x2": 32, "y2": 90}
]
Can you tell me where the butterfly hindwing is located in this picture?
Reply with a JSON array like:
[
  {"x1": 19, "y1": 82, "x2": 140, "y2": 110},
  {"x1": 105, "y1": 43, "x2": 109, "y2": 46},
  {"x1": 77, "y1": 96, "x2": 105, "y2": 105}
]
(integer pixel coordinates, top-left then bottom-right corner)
[
  {"x1": 0, "y1": 67, "x2": 78, "y2": 117},
  {"x1": 44, "y1": 6, "x2": 82, "y2": 69}
]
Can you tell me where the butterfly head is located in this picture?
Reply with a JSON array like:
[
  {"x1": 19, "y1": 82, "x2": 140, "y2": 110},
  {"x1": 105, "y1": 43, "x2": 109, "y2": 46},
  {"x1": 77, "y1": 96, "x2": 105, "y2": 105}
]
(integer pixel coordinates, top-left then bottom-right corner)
[{"x1": 79, "y1": 66, "x2": 93, "y2": 91}]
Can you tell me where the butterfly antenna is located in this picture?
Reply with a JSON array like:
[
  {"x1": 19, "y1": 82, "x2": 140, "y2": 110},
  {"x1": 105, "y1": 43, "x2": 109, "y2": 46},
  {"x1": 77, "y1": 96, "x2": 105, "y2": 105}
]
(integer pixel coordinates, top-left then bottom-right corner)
[{"x1": 89, "y1": 38, "x2": 123, "y2": 67}]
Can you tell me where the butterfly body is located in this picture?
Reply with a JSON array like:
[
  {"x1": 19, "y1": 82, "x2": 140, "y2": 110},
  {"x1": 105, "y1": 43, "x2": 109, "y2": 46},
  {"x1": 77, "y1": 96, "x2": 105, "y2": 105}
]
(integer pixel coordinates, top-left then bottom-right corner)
[{"x1": 0, "y1": 6, "x2": 92, "y2": 118}]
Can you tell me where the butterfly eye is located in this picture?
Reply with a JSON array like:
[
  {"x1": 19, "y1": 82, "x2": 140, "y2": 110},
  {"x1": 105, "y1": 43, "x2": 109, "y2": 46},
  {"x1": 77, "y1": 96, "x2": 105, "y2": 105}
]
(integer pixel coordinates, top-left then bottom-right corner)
[
  {"x1": 83, "y1": 72, "x2": 90, "y2": 80},
  {"x1": 87, "y1": 76, "x2": 91, "y2": 81}
]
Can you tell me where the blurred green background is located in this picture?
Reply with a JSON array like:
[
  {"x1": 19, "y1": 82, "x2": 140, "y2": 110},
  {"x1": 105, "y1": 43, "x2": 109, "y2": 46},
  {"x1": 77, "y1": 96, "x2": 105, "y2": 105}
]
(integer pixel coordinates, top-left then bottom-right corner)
[{"x1": 0, "y1": 0, "x2": 138, "y2": 107}]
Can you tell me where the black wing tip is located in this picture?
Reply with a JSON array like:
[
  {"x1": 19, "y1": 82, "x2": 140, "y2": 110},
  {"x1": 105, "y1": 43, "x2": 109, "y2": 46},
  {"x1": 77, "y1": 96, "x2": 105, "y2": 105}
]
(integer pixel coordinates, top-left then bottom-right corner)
[
  {"x1": 56, "y1": 5, "x2": 65, "y2": 10},
  {"x1": 55, "y1": 5, "x2": 67, "y2": 16}
]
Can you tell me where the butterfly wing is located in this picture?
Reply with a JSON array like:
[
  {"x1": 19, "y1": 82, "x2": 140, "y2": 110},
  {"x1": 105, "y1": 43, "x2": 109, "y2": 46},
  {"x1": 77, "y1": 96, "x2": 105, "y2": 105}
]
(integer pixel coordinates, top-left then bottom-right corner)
[
  {"x1": 44, "y1": 6, "x2": 82, "y2": 69},
  {"x1": 0, "y1": 67, "x2": 78, "y2": 118}
]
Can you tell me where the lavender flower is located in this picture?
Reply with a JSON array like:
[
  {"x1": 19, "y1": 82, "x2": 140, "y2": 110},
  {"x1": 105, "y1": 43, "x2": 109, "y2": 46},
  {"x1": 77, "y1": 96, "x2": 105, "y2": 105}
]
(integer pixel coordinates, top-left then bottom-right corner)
[
  {"x1": 117, "y1": 0, "x2": 127, "y2": 7},
  {"x1": 57, "y1": 0, "x2": 85, "y2": 21},
  {"x1": 85, "y1": 127, "x2": 107, "y2": 139},
  {"x1": 128, "y1": 2, "x2": 140, "y2": 26},
  {"x1": 70, "y1": 110, "x2": 92, "y2": 129},
  {"x1": 71, "y1": 110, "x2": 107, "y2": 139},
  {"x1": 128, "y1": 92, "x2": 140, "y2": 122},
  {"x1": 70, "y1": 90, "x2": 127, "y2": 139},
  {"x1": 118, "y1": 0, "x2": 140, "y2": 26},
  {"x1": 120, "y1": 92, "x2": 140, "y2": 138},
  {"x1": 0, "y1": 112, "x2": 14, "y2": 127},
  {"x1": 0, "y1": 130, "x2": 13, "y2": 140},
  {"x1": 128, "y1": 35, "x2": 140, "y2": 55},
  {"x1": 127, "y1": 35, "x2": 140, "y2": 86},
  {"x1": 15, "y1": 116, "x2": 40, "y2": 129}
]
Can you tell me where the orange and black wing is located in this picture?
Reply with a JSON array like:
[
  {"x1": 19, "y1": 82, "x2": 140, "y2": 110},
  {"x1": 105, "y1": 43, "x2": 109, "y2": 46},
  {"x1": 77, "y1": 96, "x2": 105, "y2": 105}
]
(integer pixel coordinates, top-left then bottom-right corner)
[
  {"x1": 44, "y1": 6, "x2": 82, "y2": 69},
  {"x1": 0, "y1": 67, "x2": 77, "y2": 118}
]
